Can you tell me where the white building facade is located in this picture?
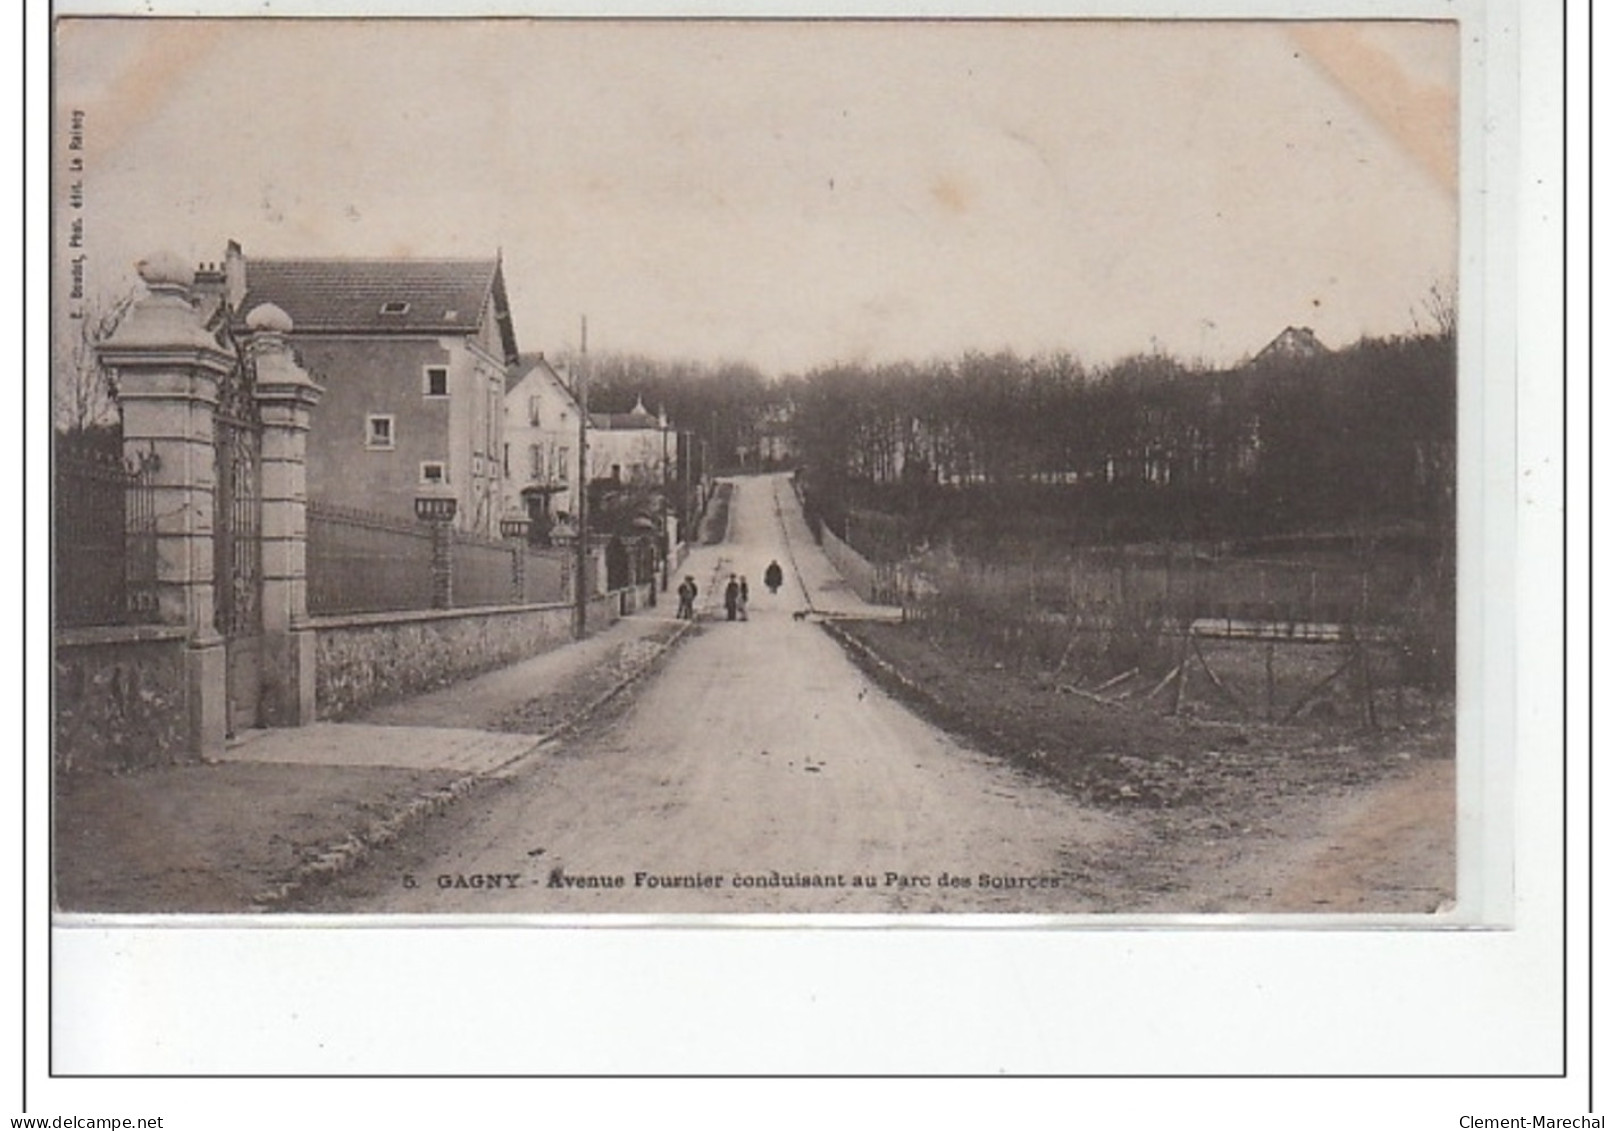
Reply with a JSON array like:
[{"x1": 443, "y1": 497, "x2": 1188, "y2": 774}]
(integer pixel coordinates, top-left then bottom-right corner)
[{"x1": 503, "y1": 354, "x2": 583, "y2": 522}]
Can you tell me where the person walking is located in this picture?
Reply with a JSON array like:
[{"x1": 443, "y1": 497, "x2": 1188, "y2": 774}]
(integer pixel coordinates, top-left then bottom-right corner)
[
  {"x1": 737, "y1": 576, "x2": 750, "y2": 621},
  {"x1": 676, "y1": 576, "x2": 697, "y2": 620},
  {"x1": 724, "y1": 574, "x2": 740, "y2": 622},
  {"x1": 764, "y1": 560, "x2": 784, "y2": 595}
]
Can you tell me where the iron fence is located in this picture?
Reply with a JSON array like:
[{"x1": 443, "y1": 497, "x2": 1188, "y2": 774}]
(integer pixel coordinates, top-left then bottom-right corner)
[
  {"x1": 307, "y1": 501, "x2": 624, "y2": 615},
  {"x1": 55, "y1": 436, "x2": 158, "y2": 628},
  {"x1": 521, "y1": 546, "x2": 570, "y2": 605},
  {"x1": 307, "y1": 500, "x2": 435, "y2": 615},
  {"x1": 451, "y1": 530, "x2": 521, "y2": 608}
]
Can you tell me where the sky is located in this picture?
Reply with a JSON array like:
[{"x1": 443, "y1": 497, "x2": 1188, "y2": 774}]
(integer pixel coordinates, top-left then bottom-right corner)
[{"x1": 54, "y1": 18, "x2": 1459, "y2": 376}]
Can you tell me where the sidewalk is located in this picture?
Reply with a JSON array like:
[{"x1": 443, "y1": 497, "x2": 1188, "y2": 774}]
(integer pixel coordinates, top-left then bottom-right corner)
[
  {"x1": 54, "y1": 605, "x2": 703, "y2": 915},
  {"x1": 767, "y1": 474, "x2": 903, "y2": 621}
]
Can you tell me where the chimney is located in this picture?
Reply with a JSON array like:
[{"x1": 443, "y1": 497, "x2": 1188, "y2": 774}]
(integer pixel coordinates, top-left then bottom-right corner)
[
  {"x1": 192, "y1": 259, "x2": 225, "y2": 298},
  {"x1": 224, "y1": 239, "x2": 246, "y2": 312}
]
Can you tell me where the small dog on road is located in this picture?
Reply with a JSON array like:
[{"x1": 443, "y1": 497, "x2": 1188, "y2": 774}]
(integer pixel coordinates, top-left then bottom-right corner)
[{"x1": 792, "y1": 609, "x2": 810, "y2": 621}]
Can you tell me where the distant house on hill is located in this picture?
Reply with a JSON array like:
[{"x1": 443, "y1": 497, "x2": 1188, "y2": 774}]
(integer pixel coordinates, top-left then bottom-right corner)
[
  {"x1": 588, "y1": 395, "x2": 675, "y2": 489},
  {"x1": 198, "y1": 241, "x2": 520, "y2": 535},
  {"x1": 745, "y1": 400, "x2": 796, "y2": 468},
  {"x1": 1251, "y1": 325, "x2": 1328, "y2": 365},
  {"x1": 503, "y1": 352, "x2": 582, "y2": 527}
]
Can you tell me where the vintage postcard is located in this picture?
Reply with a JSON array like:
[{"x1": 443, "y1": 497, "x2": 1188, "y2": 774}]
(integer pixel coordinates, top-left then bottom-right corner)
[
  {"x1": 48, "y1": 14, "x2": 1483, "y2": 923},
  {"x1": 30, "y1": 0, "x2": 1580, "y2": 1105}
]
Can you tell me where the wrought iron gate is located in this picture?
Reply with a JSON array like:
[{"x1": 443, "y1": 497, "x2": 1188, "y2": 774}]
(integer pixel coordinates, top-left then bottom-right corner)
[{"x1": 215, "y1": 352, "x2": 263, "y2": 737}]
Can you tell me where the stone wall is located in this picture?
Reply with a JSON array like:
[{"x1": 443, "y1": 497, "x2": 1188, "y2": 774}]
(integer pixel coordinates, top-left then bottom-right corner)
[
  {"x1": 54, "y1": 626, "x2": 191, "y2": 774},
  {"x1": 313, "y1": 585, "x2": 652, "y2": 719},
  {"x1": 817, "y1": 526, "x2": 912, "y2": 607},
  {"x1": 817, "y1": 524, "x2": 880, "y2": 604},
  {"x1": 615, "y1": 581, "x2": 657, "y2": 618}
]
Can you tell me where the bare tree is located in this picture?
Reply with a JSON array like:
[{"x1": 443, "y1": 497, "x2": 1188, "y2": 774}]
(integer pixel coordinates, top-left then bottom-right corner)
[
  {"x1": 54, "y1": 291, "x2": 135, "y2": 433},
  {"x1": 1415, "y1": 277, "x2": 1457, "y2": 341}
]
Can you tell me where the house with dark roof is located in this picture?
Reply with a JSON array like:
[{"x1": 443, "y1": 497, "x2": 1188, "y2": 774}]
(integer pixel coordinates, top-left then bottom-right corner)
[
  {"x1": 202, "y1": 241, "x2": 520, "y2": 534},
  {"x1": 587, "y1": 395, "x2": 674, "y2": 489}
]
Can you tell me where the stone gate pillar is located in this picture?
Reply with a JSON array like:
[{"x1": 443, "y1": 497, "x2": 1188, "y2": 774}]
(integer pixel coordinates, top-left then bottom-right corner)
[
  {"x1": 247, "y1": 303, "x2": 324, "y2": 726},
  {"x1": 98, "y1": 252, "x2": 235, "y2": 760}
]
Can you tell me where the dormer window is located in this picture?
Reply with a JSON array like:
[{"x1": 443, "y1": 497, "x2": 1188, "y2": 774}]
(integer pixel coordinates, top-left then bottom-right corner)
[{"x1": 380, "y1": 301, "x2": 410, "y2": 315}]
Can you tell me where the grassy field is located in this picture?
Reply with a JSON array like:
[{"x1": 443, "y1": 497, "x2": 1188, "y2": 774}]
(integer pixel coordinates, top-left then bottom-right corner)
[
  {"x1": 827, "y1": 617, "x2": 1454, "y2": 815},
  {"x1": 828, "y1": 616, "x2": 1455, "y2": 914},
  {"x1": 892, "y1": 539, "x2": 1453, "y2": 706}
]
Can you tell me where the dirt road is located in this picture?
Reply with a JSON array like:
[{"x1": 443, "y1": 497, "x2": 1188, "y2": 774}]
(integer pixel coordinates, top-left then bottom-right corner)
[
  {"x1": 308, "y1": 475, "x2": 1125, "y2": 913},
  {"x1": 302, "y1": 473, "x2": 1451, "y2": 916}
]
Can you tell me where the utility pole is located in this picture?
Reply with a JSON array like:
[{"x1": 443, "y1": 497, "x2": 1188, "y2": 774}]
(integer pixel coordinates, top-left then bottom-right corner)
[
  {"x1": 573, "y1": 315, "x2": 589, "y2": 640},
  {"x1": 680, "y1": 431, "x2": 690, "y2": 541},
  {"x1": 660, "y1": 408, "x2": 670, "y2": 590}
]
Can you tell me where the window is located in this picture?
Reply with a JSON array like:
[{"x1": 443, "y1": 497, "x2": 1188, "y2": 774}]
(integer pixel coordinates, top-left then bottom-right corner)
[
  {"x1": 424, "y1": 366, "x2": 449, "y2": 397},
  {"x1": 528, "y1": 396, "x2": 542, "y2": 426},
  {"x1": 557, "y1": 447, "x2": 569, "y2": 482},
  {"x1": 503, "y1": 444, "x2": 510, "y2": 478},
  {"x1": 380, "y1": 301, "x2": 410, "y2": 316},
  {"x1": 419, "y1": 461, "x2": 447, "y2": 486},
  {"x1": 529, "y1": 444, "x2": 543, "y2": 480},
  {"x1": 365, "y1": 415, "x2": 395, "y2": 450}
]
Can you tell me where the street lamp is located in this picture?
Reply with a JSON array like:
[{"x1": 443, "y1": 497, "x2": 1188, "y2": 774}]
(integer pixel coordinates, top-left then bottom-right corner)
[{"x1": 413, "y1": 489, "x2": 458, "y2": 525}]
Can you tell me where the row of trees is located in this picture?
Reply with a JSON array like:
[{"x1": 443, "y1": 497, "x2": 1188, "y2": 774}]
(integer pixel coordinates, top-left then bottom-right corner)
[
  {"x1": 62, "y1": 286, "x2": 1455, "y2": 557},
  {"x1": 787, "y1": 330, "x2": 1456, "y2": 552}
]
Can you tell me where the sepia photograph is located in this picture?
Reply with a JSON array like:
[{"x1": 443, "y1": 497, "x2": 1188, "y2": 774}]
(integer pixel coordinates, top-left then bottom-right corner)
[{"x1": 50, "y1": 15, "x2": 1466, "y2": 920}]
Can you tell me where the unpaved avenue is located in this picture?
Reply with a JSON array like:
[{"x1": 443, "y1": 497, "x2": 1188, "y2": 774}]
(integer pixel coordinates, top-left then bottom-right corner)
[{"x1": 313, "y1": 474, "x2": 1124, "y2": 914}]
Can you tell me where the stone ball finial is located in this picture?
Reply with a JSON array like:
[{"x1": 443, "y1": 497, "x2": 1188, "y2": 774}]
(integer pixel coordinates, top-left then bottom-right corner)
[
  {"x1": 135, "y1": 250, "x2": 193, "y2": 289},
  {"x1": 246, "y1": 302, "x2": 294, "y2": 333}
]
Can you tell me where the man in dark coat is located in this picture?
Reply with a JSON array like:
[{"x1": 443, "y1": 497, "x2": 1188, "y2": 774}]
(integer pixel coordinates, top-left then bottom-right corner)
[
  {"x1": 724, "y1": 575, "x2": 740, "y2": 621},
  {"x1": 764, "y1": 560, "x2": 784, "y2": 594},
  {"x1": 676, "y1": 576, "x2": 697, "y2": 620}
]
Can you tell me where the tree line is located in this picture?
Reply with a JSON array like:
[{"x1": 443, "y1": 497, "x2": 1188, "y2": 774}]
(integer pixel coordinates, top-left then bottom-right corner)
[{"x1": 784, "y1": 330, "x2": 1456, "y2": 554}]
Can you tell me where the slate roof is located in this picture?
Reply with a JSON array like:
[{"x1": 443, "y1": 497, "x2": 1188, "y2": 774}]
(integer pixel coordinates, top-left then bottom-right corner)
[
  {"x1": 589, "y1": 414, "x2": 662, "y2": 430},
  {"x1": 590, "y1": 398, "x2": 662, "y2": 431},
  {"x1": 237, "y1": 256, "x2": 519, "y2": 364}
]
